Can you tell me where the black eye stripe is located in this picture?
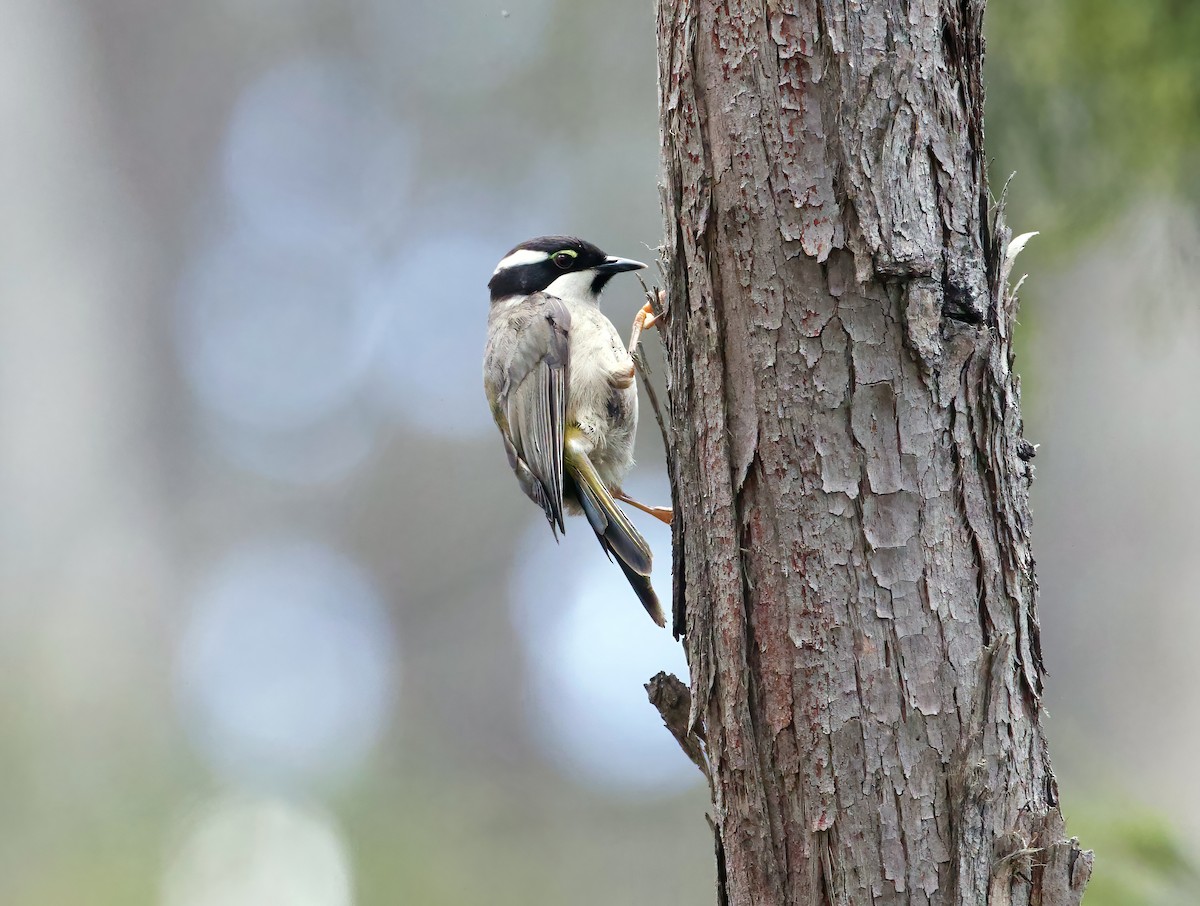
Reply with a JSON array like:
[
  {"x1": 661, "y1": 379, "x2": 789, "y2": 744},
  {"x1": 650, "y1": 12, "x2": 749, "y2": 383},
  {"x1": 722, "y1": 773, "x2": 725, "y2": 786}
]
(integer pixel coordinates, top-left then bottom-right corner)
[{"x1": 489, "y1": 239, "x2": 609, "y2": 301}]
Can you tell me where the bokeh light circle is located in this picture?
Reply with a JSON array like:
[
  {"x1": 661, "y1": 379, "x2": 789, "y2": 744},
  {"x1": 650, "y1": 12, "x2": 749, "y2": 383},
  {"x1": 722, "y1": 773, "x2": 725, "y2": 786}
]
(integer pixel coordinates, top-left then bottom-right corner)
[
  {"x1": 510, "y1": 470, "x2": 699, "y2": 795},
  {"x1": 223, "y1": 56, "x2": 411, "y2": 248},
  {"x1": 364, "y1": 233, "x2": 500, "y2": 438},
  {"x1": 176, "y1": 539, "x2": 397, "y2": 790},
  {"x1": 174, "y1": 234, "x2": 385, "y2": 431}
]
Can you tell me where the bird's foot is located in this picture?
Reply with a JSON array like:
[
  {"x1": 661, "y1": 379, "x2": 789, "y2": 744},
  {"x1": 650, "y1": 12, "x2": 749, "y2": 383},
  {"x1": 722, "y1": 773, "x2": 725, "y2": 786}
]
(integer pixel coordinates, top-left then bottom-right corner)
[
  {"x1": 628, "y1": 299, "x2": 663, "y2": 354},
  {"x1": 614, "y1": 489, "x2": 674, "y2": 525}
]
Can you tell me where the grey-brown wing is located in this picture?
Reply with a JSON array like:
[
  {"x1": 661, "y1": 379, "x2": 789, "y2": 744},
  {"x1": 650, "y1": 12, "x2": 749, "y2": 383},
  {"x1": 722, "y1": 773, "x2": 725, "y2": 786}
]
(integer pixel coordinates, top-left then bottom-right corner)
[{"x1": 485, "y1": 294, "x2": 571, "y2": 534}]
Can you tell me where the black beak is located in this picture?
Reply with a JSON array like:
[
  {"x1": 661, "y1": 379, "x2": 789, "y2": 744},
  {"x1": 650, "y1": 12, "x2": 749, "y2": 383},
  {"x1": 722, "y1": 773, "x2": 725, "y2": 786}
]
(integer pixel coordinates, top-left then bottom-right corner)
[{"x1": 595, "y1": 256, "x2": 647, "y2": 274}]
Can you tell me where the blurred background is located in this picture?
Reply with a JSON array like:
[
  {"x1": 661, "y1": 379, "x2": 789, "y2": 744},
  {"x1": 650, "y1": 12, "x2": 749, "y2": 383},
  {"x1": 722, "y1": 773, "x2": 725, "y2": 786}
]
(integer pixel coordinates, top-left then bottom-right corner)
[{"x1": 0, "y1": 0, "x2": 1197, "y2": 903}]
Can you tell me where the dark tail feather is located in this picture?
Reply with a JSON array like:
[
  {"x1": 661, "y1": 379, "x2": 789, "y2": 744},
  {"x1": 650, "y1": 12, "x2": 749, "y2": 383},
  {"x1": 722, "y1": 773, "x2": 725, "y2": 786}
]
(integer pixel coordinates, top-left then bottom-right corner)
[
  {"x1": 613, "y1": 552, "x2": 665, "y2": 628},
  {"x1": 566, "y1": 438, "x2": 664, "y2": 627},
  {"x1": 572, "y1": 468, "x2": 651, "y2": 574},
  {"x1": 572, "y1": 474, "x2": 614, "y2": 560}
]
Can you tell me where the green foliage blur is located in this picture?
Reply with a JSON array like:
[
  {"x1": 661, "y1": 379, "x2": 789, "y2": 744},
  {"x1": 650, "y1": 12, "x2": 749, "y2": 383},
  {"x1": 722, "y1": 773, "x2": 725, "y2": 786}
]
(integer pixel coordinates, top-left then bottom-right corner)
[
  {"x1": 1065, "y1": 795, "x2": 1200, "y2": 905},
  {"x1": 987, "y1": 0, "x2": 1200, "y2": 251},
  {"x1": 987, "y1": 4, "x2": 1200, "y2": 902}
]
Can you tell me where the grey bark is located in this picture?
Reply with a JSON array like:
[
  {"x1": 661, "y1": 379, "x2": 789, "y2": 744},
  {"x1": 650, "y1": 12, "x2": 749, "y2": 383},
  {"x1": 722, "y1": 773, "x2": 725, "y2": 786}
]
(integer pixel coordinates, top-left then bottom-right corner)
[{"x1": 652, "y1": 1, "x2": 1092, "y2": 903}]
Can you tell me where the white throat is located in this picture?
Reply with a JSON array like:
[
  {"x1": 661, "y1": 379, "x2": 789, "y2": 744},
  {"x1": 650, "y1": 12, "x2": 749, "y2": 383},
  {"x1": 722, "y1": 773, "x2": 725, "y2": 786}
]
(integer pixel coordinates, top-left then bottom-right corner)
[{"x1": 544, "y1": 269, "x2": 599, "y2": 304}]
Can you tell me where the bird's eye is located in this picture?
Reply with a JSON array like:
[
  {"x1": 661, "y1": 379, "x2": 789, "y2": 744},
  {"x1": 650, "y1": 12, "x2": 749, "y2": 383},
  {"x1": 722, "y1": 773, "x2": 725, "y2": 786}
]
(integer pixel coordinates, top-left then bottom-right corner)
[{"x1": 553, "y1": 251, "x2": 575, "y2": 269}]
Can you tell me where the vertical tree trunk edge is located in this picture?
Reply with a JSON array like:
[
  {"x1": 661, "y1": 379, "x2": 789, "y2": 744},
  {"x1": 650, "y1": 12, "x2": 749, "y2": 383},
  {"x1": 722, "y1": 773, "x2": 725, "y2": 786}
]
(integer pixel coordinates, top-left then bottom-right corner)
[{"x1": 650, "y1": 2, "x2": 1094, "y2": 904}]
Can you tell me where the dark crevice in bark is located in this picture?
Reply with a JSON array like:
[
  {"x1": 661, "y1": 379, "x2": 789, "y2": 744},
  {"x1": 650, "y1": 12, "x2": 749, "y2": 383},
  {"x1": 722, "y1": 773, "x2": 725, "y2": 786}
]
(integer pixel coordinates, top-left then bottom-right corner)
[
  {"x1": 738, "y1": 466, "x2": 791, "y2": 896},
  {"x1": 949, "y1": 378, "x2": 994, "y2": 648}
]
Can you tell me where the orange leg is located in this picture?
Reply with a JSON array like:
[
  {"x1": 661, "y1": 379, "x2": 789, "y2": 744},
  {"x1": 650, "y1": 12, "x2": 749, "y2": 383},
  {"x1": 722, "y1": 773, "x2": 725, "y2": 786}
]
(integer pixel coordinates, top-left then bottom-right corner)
[
  {"x1": 614, "y1": 489, "x2": 673, "y2": 525},
  {"x1": 628, "y1": 300, "x2": 662, "y2": 354}
]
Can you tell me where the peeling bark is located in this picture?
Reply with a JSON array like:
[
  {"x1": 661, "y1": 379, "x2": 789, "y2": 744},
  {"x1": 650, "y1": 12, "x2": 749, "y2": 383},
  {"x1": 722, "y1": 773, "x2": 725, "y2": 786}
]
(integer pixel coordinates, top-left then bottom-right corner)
[{"x1": 654, "y1": 1, "x2": 1091, "y2": 903}]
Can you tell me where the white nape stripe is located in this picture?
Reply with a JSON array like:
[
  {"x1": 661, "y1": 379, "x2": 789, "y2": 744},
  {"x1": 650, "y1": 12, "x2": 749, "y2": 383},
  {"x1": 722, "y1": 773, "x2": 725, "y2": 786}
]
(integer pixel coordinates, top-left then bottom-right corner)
[
  {"x1": 492, "y1": 248, "x2": 550, "y2": 275},
  {"x1": 545, "y1": 269, "x2": 600, "y2": 303}
]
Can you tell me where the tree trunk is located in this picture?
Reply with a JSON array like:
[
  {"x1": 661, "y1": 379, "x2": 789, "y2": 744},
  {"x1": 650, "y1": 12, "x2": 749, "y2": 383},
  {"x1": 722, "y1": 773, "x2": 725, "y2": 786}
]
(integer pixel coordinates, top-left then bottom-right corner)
[{"x1": 652, "y1": 1, "x2": 1092, "y2": 903}]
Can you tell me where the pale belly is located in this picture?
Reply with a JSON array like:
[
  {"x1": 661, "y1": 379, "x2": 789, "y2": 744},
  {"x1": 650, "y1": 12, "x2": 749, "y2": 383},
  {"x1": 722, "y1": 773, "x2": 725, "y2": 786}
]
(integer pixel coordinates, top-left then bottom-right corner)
[{"x1": 563, "y1": 302, "x2": 639, "y2": 490}]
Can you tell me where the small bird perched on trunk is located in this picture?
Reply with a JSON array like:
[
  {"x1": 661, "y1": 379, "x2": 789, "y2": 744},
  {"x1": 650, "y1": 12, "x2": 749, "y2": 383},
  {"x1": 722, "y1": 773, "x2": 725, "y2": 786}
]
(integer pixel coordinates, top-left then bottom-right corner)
[{"x1": 483, "y1": 236, "x2": 670, "y2": 626}]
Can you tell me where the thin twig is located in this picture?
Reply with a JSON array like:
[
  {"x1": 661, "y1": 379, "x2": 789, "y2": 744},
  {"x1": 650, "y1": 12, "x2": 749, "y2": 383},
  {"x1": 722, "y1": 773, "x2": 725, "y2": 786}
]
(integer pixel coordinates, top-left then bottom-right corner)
[
  {"x1": 632, "y1": 279, "x2": 672, "y2": 474},
  {"x1": 633, "y1": 350, "x2": 671, "y2": 465}
]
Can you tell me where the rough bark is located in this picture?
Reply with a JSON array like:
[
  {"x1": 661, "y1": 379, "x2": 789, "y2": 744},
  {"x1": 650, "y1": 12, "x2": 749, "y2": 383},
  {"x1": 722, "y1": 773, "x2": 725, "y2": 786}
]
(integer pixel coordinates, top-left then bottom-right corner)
[{"x1": 653, "y1": 1, "x2": 1092, "y2": 903}]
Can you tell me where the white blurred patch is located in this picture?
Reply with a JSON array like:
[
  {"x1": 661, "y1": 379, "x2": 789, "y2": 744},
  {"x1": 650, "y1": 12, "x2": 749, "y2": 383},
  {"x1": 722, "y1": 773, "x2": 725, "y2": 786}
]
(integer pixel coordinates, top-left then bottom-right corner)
[
  {"x1": 162, "y1": 794, "x2": 353, "y2": 906},
  {"x1": 510, "y1": 470, "x2": 700, "y2": 795},
  {"x1": 175, "y1": 539, "x2": 397, "y2": 790}
]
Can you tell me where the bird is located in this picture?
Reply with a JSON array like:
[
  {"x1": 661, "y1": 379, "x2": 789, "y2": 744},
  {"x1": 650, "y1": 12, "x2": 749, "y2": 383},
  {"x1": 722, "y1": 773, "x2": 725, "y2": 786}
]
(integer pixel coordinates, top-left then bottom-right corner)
[{"x1": 483, "y1": 236, "x2": 671, "y2": 627}]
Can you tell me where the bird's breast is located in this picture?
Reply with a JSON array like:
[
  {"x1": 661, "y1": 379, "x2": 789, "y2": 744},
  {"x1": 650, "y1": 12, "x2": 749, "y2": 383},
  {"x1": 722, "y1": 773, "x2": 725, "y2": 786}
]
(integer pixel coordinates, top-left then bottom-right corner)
[{"x1": 563, "y1": 302, "x2": 638, "y2": 484}]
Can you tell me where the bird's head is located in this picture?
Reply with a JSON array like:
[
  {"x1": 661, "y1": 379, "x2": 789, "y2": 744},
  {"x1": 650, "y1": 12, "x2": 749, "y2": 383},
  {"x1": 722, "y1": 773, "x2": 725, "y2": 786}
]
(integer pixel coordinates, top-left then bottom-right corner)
[{"x1": 488, "y1": 236, "x2": 646, "y2": 304}]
